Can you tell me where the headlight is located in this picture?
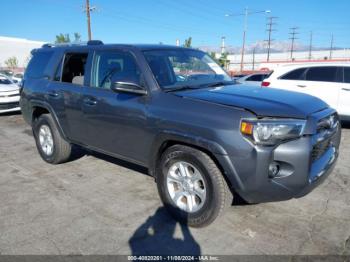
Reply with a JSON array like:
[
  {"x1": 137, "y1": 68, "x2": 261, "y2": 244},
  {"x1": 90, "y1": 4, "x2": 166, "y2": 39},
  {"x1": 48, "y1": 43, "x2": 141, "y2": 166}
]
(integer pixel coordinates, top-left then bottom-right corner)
[{"x1": 240, "y1": 119, "x2": 306, "y2": 146}]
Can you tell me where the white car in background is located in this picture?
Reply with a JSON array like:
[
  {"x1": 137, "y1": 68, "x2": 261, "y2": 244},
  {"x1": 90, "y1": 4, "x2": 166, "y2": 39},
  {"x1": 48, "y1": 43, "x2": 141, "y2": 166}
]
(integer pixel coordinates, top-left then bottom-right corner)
[
  {"x1": 12, "y1": 73, "x2": 23, "y2": 85},
  {"x1": 262, "y1": 63, "x2": 350, "y2": 120},
  {"x1": 0, "y1": 74, "x2": 21, "y2": 114},
  {"x1": 236, "y1": 72, "x2": 270, "y2": 86}
]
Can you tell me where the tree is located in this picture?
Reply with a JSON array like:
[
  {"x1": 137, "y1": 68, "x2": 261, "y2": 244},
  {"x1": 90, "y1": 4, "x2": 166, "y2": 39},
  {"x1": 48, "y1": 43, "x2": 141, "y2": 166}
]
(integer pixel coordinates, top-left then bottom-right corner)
[
  {"x1": 73, "y1": 33, "x2": 81, "y2": 43},
  {"x1": 24, "y1": 55, "x2": 32, "y2": 68},
  {"x1": 218, "y1": 52, "x2": 229, "y2": 69},
  {"x1": 209, "y1": 52, "x2": 218, "y2": 61},
  {"x1": 4, "y1": 56, "x2": 18, "y2": 69},
  {"x1": 55, "y1": 33, "x2": 70, "y2": 43},
  {"x1": 184, "y1": 37, "x2": 192, "y2": 48},
  {"x1": 54, "y1": 33, "x2": 82, "y2": 44}
]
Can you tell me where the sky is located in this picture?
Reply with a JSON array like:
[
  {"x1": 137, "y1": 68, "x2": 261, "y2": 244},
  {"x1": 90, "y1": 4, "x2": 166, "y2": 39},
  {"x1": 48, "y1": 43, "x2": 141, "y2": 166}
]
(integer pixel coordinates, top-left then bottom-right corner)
[{"x1": 2, "y1": 0, "x2": 350, "y2": 49}]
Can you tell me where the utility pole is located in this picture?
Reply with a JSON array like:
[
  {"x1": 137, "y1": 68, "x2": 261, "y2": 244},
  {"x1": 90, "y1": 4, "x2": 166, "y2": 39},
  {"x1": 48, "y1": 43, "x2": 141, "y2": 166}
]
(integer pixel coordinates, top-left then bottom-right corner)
[
  {"x1": 289, "y1": 27, "x2": 299, "y2": 60},
  {"x1": 225, "y1": 8, "x2": 270, "y2": 72},
  {"x1": 252, "y1": 48, "x2": 256, "y2": 70},
  {"x1": 265, "y1": 16, "x2": 278, "y2": 62},
  {"x1": 308, "y1": 31, "x2": 313, "y2": 60},
  {"x1": 330, "y1": 34, "x2": 334, "y2": 59},
  {"x1": 84, "y1": 0, "x2": 96, "y2": 41},
  {"x1": 240, "y1": 7, "x2": 248, "y2": 72}
]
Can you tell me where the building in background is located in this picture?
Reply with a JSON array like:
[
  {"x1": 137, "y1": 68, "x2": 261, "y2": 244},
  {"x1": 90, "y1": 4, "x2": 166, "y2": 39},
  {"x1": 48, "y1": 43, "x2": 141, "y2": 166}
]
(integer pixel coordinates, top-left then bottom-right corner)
[{"x1": 0, "y1": 36, "x2": 45, "y2": 71}]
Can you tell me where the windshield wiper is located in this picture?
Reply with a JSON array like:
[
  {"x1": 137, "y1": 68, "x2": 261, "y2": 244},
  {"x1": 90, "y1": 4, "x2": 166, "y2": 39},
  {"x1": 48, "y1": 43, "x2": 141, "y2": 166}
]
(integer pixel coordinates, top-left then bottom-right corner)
[
  {"x1": 164, "y1": 85, "x2": 201, "y2": 92},
  {"x1": 164, "y1": 81, "x2": 234, "y2": 92},
  {"x1": 205, "y1": 81, "x2": 234, "y2": 88}
]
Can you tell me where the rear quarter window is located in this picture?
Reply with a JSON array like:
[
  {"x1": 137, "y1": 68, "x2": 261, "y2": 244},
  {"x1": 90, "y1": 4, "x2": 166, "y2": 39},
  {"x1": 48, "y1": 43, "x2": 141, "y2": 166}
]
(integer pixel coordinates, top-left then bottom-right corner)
[
  {"x1": 344, "y1": 67, "x2": 350, "y2": 83},
  {"x1": 305, "y1": 66, "x2": 338, "y2": 82},
  {"x1": 280, "y1": 68, "x2": 307, "y2": 80},
  {"x1": 25, "y1": 51, "x2": 54, "y2": 79},
  {"x1": 246, "y1": 75, "x2": 264, "y2": 81}
]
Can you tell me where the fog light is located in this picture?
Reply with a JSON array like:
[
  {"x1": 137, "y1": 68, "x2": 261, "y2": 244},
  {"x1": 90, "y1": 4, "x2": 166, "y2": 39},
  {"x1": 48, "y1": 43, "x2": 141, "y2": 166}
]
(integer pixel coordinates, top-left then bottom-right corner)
[{"x1": 268, "y1": 162, "x2": 280, "y2": 178}]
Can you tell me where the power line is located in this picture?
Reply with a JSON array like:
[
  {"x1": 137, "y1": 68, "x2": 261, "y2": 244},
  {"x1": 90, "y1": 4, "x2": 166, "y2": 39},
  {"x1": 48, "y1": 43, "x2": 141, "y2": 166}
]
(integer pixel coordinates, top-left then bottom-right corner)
[
  {"x1": 289, "y1": 27, "x2": 299, "y2": 60},
  {"x1": 265, "y1": 16, "x2": 278, "y2": 62}
]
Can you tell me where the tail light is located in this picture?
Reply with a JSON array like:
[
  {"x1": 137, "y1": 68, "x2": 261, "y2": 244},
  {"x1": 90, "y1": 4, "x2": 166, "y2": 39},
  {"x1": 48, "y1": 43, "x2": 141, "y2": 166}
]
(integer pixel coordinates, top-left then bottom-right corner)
[{"x1": 261, "y1": 81, "x2": 270, "y2": 87}]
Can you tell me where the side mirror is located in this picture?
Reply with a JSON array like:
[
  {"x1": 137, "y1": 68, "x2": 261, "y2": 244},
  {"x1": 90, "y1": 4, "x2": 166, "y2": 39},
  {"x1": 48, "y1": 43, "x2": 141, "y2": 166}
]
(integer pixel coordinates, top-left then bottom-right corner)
[{"x1": 111, "y1": 81, "x2": 147, "y2": 95}]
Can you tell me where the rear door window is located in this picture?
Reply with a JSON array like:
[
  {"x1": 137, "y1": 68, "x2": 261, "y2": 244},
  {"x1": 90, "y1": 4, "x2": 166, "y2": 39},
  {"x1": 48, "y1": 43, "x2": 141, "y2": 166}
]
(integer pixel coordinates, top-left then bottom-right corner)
[
  {"x1": 280, "y1": 68, "x2": 307, "y2": 80},
  {"x1": 305, "y1": 67, "x2": 338, "y2": 82},
  {"x1": 25, "y1": 51, "x2": 54, "y2": 79},
  {"x1": 60, "y1": 53, "x2": 89, "y2": 85}
]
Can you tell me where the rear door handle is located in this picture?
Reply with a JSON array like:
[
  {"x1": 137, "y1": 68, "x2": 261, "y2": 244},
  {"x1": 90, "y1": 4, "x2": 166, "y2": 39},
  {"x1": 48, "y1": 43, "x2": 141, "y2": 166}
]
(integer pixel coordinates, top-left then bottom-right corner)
[
  {"x1": 297, "y1": 85, "x2": 307, "y2": 88},
  {"x1": 83, "y1": 97, "x2": 97, "y2": 106},
  {"x1": 342, "y1": 88, "x2": 350, "y2": 91}
]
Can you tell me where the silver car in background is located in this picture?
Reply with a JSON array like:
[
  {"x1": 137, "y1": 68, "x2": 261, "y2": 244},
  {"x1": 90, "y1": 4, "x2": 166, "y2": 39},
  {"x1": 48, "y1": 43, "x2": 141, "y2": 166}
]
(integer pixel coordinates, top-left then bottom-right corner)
[{"x1": 0, "y1": 74, "x2": 21, "y2": 114}]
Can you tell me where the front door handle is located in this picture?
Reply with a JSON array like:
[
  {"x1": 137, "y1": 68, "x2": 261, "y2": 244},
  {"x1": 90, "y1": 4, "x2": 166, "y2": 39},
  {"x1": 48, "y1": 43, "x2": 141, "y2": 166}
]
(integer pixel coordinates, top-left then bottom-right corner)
[
  {"x1": 48, "y1": 90, "x2": 59, "y2": 98},
  {"x1": 342, "y1": 88, "x2": 350, "y2": 91},
  {"x1": 83, "y1": 97, "x2": 97, "y2": 106},
  {"x1": 297, "y1": 85, "x2": 307, "y2": 88}
]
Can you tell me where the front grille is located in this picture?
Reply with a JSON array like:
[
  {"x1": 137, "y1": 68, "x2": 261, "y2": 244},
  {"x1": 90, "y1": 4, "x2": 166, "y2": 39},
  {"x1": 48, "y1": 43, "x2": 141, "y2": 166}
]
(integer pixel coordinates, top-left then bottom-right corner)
[
  {"x1": 0, "y1": 93, "x2": 19, "y2": 98},
  {"x1": 311, "y1": 113, "x2": 338, "y2": 162},
  {"x1": 0, "y1": 102, "x2": 20, "y2": 110}
]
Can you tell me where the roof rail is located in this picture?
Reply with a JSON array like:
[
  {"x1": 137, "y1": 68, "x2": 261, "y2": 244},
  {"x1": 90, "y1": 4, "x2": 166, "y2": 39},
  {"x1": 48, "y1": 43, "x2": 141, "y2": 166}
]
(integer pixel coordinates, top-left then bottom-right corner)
[
  {"x1": 41, "y1": 40, "x2": 104, "y2": 48},
  {"x1": 87, "y1": 40, "x2": 104, "y2": 45},
  {"x1": 42, "y1": 43, "x2": 52, "y2": 48}
]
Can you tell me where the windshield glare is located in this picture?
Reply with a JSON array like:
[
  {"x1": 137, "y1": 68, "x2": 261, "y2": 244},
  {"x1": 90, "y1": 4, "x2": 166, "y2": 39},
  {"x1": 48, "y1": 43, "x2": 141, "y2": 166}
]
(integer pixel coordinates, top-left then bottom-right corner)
[{"x1": 143, "y1": 49, "x2": 232, "y2": 89}]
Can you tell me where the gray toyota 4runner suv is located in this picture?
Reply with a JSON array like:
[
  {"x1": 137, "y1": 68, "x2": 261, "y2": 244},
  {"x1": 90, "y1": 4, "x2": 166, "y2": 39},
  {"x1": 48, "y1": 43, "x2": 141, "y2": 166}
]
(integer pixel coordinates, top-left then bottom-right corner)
[{"x1": 20, "y1": 41, "x2": 341, "y2": 227}]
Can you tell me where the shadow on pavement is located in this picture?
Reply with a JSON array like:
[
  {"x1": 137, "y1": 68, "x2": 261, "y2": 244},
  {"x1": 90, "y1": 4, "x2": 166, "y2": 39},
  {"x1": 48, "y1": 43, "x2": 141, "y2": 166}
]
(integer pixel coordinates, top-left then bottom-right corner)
[
  {"x1": 129, "y1": 207, "x2": 201, "y2": 256},
  {"x1": 0, "y1": 111, "x2": 22, "y2": 117}
]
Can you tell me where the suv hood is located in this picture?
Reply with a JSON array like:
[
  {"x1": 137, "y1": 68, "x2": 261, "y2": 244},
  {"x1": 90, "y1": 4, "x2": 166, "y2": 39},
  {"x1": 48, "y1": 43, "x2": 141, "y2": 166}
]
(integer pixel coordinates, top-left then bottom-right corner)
[
  {"x1": 174, "y1": 85, "x2": 328, "y2": 119},
  {"x1": 0, "y1": 83, "x2": 19, "y2": 92}
]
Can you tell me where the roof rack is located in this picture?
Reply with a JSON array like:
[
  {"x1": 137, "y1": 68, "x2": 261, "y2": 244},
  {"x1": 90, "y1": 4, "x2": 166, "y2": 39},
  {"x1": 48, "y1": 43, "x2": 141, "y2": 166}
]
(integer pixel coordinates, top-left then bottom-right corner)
[{"x1": 41, "y1": 40, "x2": 104, "y2": 48}]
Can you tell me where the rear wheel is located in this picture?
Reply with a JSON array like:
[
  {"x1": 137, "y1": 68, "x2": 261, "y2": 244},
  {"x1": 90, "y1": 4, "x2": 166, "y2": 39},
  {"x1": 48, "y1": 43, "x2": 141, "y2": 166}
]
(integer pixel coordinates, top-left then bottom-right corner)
[
  {"x1": 33, "y1": 114, "x2": 72, "y2": 164},
  {"x1": 157, "y1": 145, "x2": 233, "y2": 227}
]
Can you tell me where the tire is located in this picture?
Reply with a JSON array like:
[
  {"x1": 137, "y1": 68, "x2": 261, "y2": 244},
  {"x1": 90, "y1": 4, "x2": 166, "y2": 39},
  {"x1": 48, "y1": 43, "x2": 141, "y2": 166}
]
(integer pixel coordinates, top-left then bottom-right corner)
[
  {"x1": 33, "y1": 114, "x2": 72, "y2": 164},
  {"x1": 157, "y1": 145, "x2": 233, "y2": 227}
]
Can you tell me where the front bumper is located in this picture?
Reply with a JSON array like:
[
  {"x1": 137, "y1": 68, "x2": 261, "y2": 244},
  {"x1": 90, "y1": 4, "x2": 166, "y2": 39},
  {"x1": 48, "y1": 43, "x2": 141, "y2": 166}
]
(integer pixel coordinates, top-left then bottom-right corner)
[
  {"x1": 219, "y1": 109, "x2": 341, "y2": 204},
  {"x1": 0, "y1": 91, "x2": 20, "y2": 113}
]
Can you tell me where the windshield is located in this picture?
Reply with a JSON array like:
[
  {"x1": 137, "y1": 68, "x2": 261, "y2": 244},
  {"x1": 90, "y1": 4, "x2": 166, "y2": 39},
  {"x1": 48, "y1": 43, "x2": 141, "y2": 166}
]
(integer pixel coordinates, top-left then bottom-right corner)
[{"x1": 143, "y1": 49, "x2": 232, "y2": 90}]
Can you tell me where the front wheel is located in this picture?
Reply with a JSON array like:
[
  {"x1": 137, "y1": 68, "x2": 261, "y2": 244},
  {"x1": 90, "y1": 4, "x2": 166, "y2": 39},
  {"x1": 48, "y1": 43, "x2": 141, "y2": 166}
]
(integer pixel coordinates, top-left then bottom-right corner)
[{"x1": 157, "y1": 145, "x2": 233, "y2": 227}]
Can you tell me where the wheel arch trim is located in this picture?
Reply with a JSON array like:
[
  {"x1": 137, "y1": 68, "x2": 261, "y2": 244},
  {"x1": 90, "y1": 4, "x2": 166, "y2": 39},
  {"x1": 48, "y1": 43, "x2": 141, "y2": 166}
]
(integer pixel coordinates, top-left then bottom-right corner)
[
  {"x1": 30, "y1": 100, "x2": 68, "y2": 141},
  {"x1": 149, "y1": 130, "x2": 245, "y2": 191}
]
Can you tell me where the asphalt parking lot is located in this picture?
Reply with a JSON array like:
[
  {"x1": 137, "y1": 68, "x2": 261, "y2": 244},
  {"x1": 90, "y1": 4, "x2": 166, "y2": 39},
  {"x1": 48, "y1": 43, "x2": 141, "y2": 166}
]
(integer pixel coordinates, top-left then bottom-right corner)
[{"x1": 0, "y1": 112, "x2": 349, "y2": 255}]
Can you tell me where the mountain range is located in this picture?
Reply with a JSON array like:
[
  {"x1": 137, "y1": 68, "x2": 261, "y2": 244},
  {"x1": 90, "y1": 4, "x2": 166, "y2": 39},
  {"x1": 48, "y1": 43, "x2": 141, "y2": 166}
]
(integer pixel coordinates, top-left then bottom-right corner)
[{"x1": 199, "y1": 40, "x2": 341, "y2": 54}]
